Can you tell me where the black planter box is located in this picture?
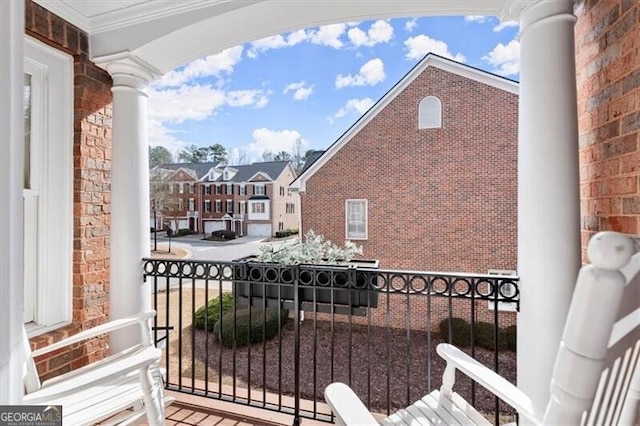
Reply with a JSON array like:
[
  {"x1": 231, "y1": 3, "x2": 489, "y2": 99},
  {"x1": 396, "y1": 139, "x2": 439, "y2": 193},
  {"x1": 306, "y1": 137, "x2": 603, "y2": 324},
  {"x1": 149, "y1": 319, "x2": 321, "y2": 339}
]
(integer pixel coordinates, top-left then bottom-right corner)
[{"x1": 232, "y1": 257, "x2": 379, "y2": 316}]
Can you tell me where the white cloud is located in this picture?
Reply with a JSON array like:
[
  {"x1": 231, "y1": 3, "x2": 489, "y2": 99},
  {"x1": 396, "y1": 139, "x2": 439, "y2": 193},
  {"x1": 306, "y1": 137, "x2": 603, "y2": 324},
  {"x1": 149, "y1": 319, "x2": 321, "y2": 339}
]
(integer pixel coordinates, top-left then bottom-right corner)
[
  {"x1": 309, "y1": 23, "x2": 347, "y2": 49},
  {"x1": 148, "y1": 84, "x2": 271, "y2": 153},
  {"x1": 154, "y1": 46, "x2": 243, "y2": 87},
  {"x1": 148, "y1": 120, "x2": 189, "y2": 156},
  {"x1": 244, "y1": 128, "x2": 304, "y2": 158},
  {"x1": 247, "y1": 30, "x2": 308, "y2": 58},
  {"x1": 283, "y1": 81, "x2": 314, "y2": 100},
  {"x1": 405, "y1": 18, "x2": 418, "y2": 32},
  {"x1": 347, "y1": 20, "x2": 394, "y2": 47},
  {"x1": 493, "y1": 20, "x2": 519, "y2": 32},
  {"x1": 226, "y1": 89, "x2": 269, "y2": 108},
  {"x1": 148, "y1": 85, "x2": 227, "y2": 124},
  {"x1": 483, "y1": 39, "x2": 520, "y2": 76},
  {"x1": 464, "y1": 15, "x2": 489, "y2": 23},
  {"x1": 404, "y1": 35, "x2": 466, "y2": 62},
  {"x1": 335, "y1": 58, "x2": 386, "y2": 88},
  {"x1": 328, "y1": 97, "x2": 375, "y2": 123}
]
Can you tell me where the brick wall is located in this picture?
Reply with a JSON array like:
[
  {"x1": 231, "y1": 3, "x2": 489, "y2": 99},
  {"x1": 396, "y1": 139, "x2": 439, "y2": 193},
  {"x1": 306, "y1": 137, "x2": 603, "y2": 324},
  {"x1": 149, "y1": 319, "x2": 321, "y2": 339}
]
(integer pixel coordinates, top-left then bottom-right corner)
[
  {"x1": 302, "y1": 66, "x2": 518, "y2": 273},
  {"x1": 575, "y1": 0, "x2": 640, "y2": 257},
  {"x1": 25, "y1": 0, "x2": 112, "y2": 381}
]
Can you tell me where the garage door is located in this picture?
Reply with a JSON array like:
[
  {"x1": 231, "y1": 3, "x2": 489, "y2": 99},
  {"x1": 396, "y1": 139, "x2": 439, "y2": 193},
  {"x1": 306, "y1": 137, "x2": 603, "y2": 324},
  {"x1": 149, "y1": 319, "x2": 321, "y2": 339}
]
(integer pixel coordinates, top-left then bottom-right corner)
[
  {"x1": 247, "y1": 223, "x2": 272, "y2": 237},
  {"x1": 204, "y1": 221, "x2": 225, "y2": 234}
]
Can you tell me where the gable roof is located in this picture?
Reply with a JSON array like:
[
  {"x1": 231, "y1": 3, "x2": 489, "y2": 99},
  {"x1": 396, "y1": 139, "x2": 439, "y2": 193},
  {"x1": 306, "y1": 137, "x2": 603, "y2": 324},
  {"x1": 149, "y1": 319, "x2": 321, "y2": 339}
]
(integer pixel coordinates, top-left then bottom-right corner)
[
  {"x1": 156, "y1": 162, "x2": 219, "y2": 180},
  {"x1": 155, "y1": 161, "x2": 291, "y2": 183},
  {"x1": 290, "y1": 53, "x2": 519, "y2": 192},
  {"x1": 230, "y1": 161, "x2": 291, "y2": 183}
]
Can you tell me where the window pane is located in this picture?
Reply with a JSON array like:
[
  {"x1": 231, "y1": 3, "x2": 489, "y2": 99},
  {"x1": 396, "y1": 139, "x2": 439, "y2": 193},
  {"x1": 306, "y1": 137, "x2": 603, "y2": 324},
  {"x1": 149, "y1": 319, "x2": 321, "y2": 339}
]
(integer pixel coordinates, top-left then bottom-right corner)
[
  {"x1": 347, "y1": 200, "x2": 366, "y2": 239},
  {"x1": 24, "y1": 73, "x2": 32, "y2": 189}
]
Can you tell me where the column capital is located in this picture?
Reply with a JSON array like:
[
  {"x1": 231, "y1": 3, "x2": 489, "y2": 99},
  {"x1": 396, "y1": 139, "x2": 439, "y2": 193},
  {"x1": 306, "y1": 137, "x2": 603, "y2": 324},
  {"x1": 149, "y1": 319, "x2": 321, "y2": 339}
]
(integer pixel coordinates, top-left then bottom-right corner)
[
  {"x1": 519, "y1": 0, "x2": 576, "y2": 35},
  {"x1": 94, "y1": 51, "x2": 161, "y2": 89}
]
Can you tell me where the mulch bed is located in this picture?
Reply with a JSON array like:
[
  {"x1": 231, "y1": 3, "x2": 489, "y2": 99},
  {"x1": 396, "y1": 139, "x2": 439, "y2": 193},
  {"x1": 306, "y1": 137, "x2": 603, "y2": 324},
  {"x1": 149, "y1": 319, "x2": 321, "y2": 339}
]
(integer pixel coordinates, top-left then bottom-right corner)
[{"x1": 189, "y1": 318, "x2": 517, "y2": 418}]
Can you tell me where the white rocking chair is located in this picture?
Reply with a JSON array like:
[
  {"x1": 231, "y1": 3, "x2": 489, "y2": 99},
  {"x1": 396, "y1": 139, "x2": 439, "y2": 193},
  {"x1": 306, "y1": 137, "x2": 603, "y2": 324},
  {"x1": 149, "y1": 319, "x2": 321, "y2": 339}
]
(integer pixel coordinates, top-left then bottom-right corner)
[
  {"x1": 325, "y1": 231, "x2": 640, "y2": 425},
  {"x1": 23, "y1": 310, "x2": 172, "y2": 425}
]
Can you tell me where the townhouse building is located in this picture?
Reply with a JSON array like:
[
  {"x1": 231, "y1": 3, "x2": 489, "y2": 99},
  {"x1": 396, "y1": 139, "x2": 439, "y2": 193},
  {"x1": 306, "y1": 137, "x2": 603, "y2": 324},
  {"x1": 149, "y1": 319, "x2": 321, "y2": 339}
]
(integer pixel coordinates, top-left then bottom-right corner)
[{"x1": 151, "y1": 161, "x2": 299, "y2": 237}]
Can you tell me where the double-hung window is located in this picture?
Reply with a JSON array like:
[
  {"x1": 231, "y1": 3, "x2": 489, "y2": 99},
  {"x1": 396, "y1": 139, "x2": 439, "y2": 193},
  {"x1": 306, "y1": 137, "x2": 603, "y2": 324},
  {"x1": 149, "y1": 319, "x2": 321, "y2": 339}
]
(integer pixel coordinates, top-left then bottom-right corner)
[
  {"x1": 345, "y1": 199, "x2": 367, "y2": 240},
  {"x1": 254, "y1": 185, "x2": 265, "y2": 196},
  {"x1": 23, "y1": 37, "x2": 73, "y2": 332}
]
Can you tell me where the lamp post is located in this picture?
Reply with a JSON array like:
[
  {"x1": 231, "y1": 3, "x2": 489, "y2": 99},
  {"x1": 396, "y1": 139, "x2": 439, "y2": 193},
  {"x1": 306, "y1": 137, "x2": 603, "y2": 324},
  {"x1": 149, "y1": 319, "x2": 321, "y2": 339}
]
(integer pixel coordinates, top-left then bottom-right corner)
[{"x1": 153, "y1": 204, "x2": 157, "y2": 252}]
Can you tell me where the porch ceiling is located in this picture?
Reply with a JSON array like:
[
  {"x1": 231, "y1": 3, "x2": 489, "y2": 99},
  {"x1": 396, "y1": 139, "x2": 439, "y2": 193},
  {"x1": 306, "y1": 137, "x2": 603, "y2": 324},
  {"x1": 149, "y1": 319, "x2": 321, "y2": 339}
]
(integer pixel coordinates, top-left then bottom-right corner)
[{"x1": 33, "y1": 0, "x2": 532, "y2": 77}]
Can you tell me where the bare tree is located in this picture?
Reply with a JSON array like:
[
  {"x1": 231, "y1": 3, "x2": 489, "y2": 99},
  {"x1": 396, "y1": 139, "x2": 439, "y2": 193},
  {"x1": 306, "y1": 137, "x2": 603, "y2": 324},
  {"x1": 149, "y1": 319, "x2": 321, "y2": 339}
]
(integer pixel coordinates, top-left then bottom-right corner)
[
  {"x1": 262, "y1": 150, "x2": 274, "y2": 161},
  {"x1": 291, "y1": 138, "x2": 305, "y2": 173},
  {"x1": 149, "y1": 169, "x2": 183, "y2": 251},
  {"x1": 236, "y1": 148, "x2": 249, "y2": 165}
]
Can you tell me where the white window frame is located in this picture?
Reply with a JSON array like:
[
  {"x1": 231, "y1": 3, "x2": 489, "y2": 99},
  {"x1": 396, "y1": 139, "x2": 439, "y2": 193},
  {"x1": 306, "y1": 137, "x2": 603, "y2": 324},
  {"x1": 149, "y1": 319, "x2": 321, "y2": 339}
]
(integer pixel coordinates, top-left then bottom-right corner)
[
  {"x1": 487, "y1": 269, "x2": 518, "y2": 312},
  {"x1": 226, "y1": 200, "x2": 233, "y2": 213},
  {"x1": 226, "y1": 183, "x2": 232, "y2": 194},
  {"x1": 204, "y1": 200, "x2": 211, "y2": 213},
  {"x1": 418, "y1": 96, "x2": 442, "y2": 129},
  {"x1": 345, "y1": 199, "x2": 368, "y2": 240},
  {"x1": 215, "y1": 200, "x2": 222, "y2": 213},
  {"x1": 23, "y1": 36, "x2": 73, "y2": 334},
  {"x1": 189, "y1": 198, "x2": 195, "y2": 211},
  {"x1": 254, "y1": 184, "x2": 265, "y2": 195},
  {"x1": 240, "y1": 184, "x2": 246, "y2": 196}
]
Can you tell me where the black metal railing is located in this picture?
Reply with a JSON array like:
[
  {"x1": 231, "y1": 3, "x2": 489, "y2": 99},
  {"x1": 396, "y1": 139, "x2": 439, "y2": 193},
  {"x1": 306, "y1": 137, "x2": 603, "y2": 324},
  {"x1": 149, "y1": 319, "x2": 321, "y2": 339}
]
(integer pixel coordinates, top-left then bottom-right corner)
[{"x1": 142, "y1": 258, "x2": 520, "y2": 425}]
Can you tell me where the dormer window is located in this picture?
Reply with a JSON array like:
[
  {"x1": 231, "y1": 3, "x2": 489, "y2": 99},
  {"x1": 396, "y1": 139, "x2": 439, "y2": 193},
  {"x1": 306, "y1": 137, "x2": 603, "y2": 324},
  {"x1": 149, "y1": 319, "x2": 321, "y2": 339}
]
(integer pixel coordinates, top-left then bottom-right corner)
[
  {"x1": 224, "y1": 171, "x2": 229, "y2": 180},
  {"x1": 418, "y1": 96, "x2": 442, "y2": 129},
  {"x1": 208, "y1": 170, "x2": 214, "y2": 181}
]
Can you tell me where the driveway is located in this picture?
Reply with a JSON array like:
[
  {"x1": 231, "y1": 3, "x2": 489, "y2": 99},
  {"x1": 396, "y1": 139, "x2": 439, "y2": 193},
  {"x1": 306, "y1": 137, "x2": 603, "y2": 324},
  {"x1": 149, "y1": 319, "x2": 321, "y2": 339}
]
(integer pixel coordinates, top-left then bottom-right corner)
[{"x1": 149, "y1": 233, "x2": 298, "y2": 290}]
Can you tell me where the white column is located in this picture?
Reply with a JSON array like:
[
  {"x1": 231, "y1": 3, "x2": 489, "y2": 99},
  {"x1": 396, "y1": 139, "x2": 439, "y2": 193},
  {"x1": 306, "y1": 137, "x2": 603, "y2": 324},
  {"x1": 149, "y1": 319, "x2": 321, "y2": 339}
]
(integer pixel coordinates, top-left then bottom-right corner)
[
  {"x1": 100, "y1": 58, "x2": 156, "y2": 351},
  {"x1": 0, "y1": 0, "x2": 25, "y2": 404},
  {"x1": 517, "y1": 0, "x2": 580, "y2": 420}
]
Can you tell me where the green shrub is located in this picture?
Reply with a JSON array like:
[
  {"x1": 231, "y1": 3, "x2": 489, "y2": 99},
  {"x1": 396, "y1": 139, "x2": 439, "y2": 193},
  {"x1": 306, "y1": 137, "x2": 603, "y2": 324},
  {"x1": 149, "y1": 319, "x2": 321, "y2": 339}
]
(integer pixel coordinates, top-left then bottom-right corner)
[
  {"x1": 473, "y1": 322, "x2": 509, "y2": 351},
  {"x1": 213, "y1": 307, "x2": 289, "y2": 348},
  {"x1": 176, "y1": 228, "x2": 193, "y2": 236},
  {"x1": 505, "y1": 325, "x2": 517, "y2": 351},
  {"x1": 440, "y1": 318, "x2": 515, "y2": 351},
  {"x1": 439, "y1": 318, "x2": 472, "y2": 347},
  {"x1": 210, "y1": 229, "x2": 236, "y2": 240},
  {"x1": 194, "y1": 293, "x2": 235, "y2": 331},
  {"x1": 275, "y1": 229, "x2": 292, "y2": 238}
]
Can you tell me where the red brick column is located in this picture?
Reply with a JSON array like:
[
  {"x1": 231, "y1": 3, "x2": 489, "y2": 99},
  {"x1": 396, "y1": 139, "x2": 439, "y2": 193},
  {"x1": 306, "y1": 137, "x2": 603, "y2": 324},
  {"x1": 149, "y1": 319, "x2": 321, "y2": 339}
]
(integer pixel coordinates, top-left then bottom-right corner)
[
  {"x1": 575, "y1": 0, "x2": 640, "y2": 258},
  {"x1": 25, "y1": 0, "x2": 112, "y2": 381}
]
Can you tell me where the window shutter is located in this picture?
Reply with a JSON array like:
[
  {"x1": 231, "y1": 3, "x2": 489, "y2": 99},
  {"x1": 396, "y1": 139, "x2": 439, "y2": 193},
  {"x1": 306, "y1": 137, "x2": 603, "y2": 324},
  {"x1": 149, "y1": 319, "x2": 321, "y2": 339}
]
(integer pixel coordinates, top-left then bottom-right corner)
[
  {"x1": 252, "y1": 185, "x2": 255, "y2": 195},
  {"x1": 418, "y1": 96, "x2": 442, "y2": 129}
]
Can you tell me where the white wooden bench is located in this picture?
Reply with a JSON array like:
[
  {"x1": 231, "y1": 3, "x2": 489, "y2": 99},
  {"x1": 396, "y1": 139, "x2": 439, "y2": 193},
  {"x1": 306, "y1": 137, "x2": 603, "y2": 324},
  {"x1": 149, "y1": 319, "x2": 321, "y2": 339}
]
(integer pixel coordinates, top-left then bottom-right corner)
[
  {"x1": 23, "y1": 310, "x2": 172, "y2": 425},
  {"x1": 325, "y1": 231, "x2": 640, "y2": 425}
]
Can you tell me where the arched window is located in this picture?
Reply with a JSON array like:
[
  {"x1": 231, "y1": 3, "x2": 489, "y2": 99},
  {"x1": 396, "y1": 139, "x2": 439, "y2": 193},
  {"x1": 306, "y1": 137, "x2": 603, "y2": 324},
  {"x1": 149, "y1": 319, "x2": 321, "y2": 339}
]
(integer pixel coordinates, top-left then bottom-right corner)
[{"x1": 418, "y1": 96, "x2": 442, "y2": 129}]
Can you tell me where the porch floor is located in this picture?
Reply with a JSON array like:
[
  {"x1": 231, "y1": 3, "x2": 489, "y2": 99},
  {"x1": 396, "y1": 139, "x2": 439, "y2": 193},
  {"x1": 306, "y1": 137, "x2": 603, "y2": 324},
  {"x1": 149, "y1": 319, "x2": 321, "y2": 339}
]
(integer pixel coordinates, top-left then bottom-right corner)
[{"x1": 141, "y1": 390, "x2": 331, "y2": 426}]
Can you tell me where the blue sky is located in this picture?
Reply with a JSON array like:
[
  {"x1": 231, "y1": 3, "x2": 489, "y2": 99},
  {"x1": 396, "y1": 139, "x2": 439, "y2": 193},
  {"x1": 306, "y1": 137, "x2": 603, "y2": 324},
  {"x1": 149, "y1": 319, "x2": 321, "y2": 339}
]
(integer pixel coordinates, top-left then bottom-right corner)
[{"x1": 148, "y1": 15, "x2": 520, "y2": 163}]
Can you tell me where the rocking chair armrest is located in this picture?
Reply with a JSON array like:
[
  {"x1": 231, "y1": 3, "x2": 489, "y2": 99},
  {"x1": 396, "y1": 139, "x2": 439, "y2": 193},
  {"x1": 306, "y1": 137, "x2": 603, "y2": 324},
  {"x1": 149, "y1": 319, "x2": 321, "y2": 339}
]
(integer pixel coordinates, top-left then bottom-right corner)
[
  {"x1": 325, "y1": 382, "x2": 379, "y2": 426},
  {"x1": 25, "y1": 346, "x2": 162, "y2": 404},
  {"x1": 31, "y1": 311, "x2": 157, "y2": 357},
  {"x1": 437, "y1": 343, "x2": 538, "y2": 420}
]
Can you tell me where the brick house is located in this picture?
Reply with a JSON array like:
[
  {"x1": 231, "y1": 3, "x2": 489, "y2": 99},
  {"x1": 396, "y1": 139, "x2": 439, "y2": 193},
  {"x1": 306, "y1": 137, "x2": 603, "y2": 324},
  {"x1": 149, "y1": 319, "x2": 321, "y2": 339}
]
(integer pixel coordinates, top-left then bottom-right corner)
[
  {"x1": 292, "y1": 54, "x2": 519, "y2": 277},
  {"x1": 149, "y1": 166, "x2": 200, "y2": 232},
  {"x1": 1, "y1": 0, "x2": 638, "y2": 412},
  {"x1": 152, "y1": 161, "x2": 299, "y2": 237}
]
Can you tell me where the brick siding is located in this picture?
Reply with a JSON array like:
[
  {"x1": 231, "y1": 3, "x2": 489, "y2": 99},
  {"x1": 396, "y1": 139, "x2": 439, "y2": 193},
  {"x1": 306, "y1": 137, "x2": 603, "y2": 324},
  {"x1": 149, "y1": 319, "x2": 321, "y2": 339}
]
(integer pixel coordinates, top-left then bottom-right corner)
[
  {"x1": 26, "y1": 0, "x2": 112, "y2": 381},
  {"x1": 575, "y1": 0, "x2": 640, "y2": 258}
]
